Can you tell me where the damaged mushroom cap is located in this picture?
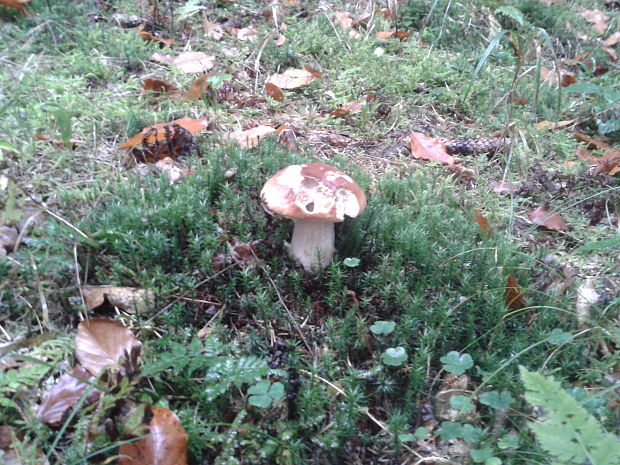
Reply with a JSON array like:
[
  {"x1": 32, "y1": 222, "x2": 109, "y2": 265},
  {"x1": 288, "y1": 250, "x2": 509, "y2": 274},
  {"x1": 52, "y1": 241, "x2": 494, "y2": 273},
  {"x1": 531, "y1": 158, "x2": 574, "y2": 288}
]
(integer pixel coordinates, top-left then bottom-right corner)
[{"x1": 260, "y1": 163, "x2": 366, "y2": 222}]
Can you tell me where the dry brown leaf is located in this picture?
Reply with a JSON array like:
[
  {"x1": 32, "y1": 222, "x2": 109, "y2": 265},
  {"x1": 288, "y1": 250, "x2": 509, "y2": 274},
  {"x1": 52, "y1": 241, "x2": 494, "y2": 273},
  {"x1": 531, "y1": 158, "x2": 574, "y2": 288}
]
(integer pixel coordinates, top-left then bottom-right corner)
[
  {"x1": 173, "y1": 52, "x2": 215, "y2": 73},
  {"x1": 573, "y1": 132, "x2": 611, "y2": 150},
  {"x1": 264, "y1": 82, "x2": 284, "y2": 102},
  {"x1": 335, "y1": 11, "x2": 353, "y2": 29},
  {"x1": 237, "y1": 26, "x2": 258, "y2": 42},
  {"x1": 505, "y1": 275, "x2": 526, "y2": 310},
  {"x1": 183, "y1": 74, "x2": 215, "y2": 100},
  {"x1": 204, "y1": 20, "x2": 224, "y2": 40},
  {"x1": 576, "y1": 147, "x2": 620, "y2": 175},
  {"x1": 37, "y1": 366, "x2": 100, "y2": 427},
  {"x1": 150, "y1": 52, "x2": 174, "y2": 64},
  {"x1": 75, "y1": 318, "x2": 142, "y2": 377},
  {"x1": 375, "y1": 30, "x2": 411, "y2": 40},
  {"x1": 474, "y1": 209, "x2": 491, "y2": 236},
  {"x1": 138, "y1": 30, "x2": 175, "y2": 45},
  {"x1": 119, "y1": 117, "x2": 209, "y2": 150},
  {"x1": 527, "y1": 205, "x2": 569, "y2": 231},
  {"x1": 604, "y1": 31, "x2": 620, "y2": 47},
  {"x1": 141, "y1": 78, "x2": 180, "y2": 96},
  {"x1": 534, "y1": 119, "x2": 576, "y2": 130},
  {"x1": 561, "y1": 73, "x2": 577, "y2": 87},
  {"x1": 266, "y1": 68, "x2": 316, "y2": 89},
  {"x1": 0, "y1": 0, "x2": 31, "y2": 16},
  {"x1": 119, "y1": 407, "x2": 188, "y2": 465},
  {"x1": 303, "y1": 65, "x2": 322, "y2": 78},
  {"x1": 409, "y1": 132, "x2": 459, "y2": 165},
  {"x1": 579, "y1": 9, "x2": 608, "y2": 34},
  {"x1": 229, "y1": 125, "x2": 276, "y2": 148},
  {"x1": 511, "y1": 93, "x2": 529, "y2": 105},
  {"x1": 82, "y1": 286, "x2": 154, "y2": 314}
]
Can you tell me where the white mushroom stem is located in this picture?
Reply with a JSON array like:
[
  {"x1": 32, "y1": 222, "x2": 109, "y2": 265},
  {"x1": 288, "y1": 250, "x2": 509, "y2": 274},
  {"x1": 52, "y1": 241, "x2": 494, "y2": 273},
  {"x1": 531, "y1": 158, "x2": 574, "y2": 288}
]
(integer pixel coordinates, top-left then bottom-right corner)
[{"x1": 288, "y1": 219, "x2": 335, "y2": 272}]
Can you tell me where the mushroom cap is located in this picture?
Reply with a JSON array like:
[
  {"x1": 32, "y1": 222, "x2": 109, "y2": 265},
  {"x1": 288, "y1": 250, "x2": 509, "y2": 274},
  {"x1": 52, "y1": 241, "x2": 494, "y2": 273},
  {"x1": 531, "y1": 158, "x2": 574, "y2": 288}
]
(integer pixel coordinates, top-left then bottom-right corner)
[{"x1": 261, "y1": 163, "x2": 366, "y2": 222}]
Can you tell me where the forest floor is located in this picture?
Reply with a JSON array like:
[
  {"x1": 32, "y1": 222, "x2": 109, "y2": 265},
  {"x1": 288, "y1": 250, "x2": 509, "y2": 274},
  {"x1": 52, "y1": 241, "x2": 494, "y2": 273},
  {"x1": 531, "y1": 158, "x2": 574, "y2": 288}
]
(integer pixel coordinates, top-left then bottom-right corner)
[{"x1": 0, "y1": 1, "x2": 618, "y2": 464}]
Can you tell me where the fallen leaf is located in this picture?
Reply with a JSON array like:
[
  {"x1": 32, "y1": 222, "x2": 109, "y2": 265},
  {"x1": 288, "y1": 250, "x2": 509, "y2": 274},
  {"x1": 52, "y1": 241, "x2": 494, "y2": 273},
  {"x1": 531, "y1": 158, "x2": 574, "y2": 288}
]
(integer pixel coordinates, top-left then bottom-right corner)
[
  {"x1": 603, "y1": 31, "x2": 620, "y2": 46},
  {"x1": 38, "y1": 366, "x2": 100, "y2": 427},
  {"x1": 138, "y1": 30, "x2": 175, "y2": 45},
  {"x1": 119, "y1": 407, "x2": 188, "y2": 465},
  {"x1": 474, "y1": 209, "x2": 491, "y2": 236},
  {"x1": 335, "y1": 11, "x2": 353, "y2": 29},
  {"x1": 173, "y1": 52, "x2": 215, "y2": 73},
  {"x1": 75, "y1": 318, "x2": 142, "y2": 377},
  {"x1": 534, "y1": 119, "x2": 576, "y2": 130},
  {"x1": 266, "y1": 68, "x2": 316, "y2": 89},
  {"x1": 572, "y1": 132, "x2": 610, "y2": 150},
  {"x1": 527, "y1": 205, "x2": 569, "y2": 231},
  {"x1": 505, "y1": 275, "x2": 526, "y2": 310},
  {"x1": 375, "y1": 30, "x2": 411, "y2": 40},
  {"x1": 141, "y1": 78, "x2": 179, "y2": 96},
  {"x1": 303, "y1": 65, "x2": 322, "y2": 78},
  {"x1": 579, "y1": 9, "x2": 608, "y2": 34},
  {"x1": 264, "y1": 82, "x2": 284, "y2": 102},
  {"x1": 183, "y1": 74, "x2": 213, "y2": 100},
  {"x1": 409, "y1": 132, "x2": 459, "y2": 165},
  {"x1": 275, "y1": 34, "x2": 286, "y2": 46},
  {"x1": 150, "y1": 52, "x2": 174, "y2": 64},
  {"x1": 237, "y1": 26, "x2": 258, "y2": 42},
  {"x1": 0, "y1": 226, "x2": 18, "y2": 255},
  {"x1": 576, "y1": 147, "x2": 620, "y2": 175},
  {"x1": 204, "y1": 20, "x2": 224, "y2": 40},
  {"x1": 119, "y1": 117, "x2": 209, "y2": 150},
  {"x1": 0, "y1": 0, "x2": 31, "y2": 17},
  {"x1": 81, "y1": 286, "x2": 154, "y2": 314},
  {"x1": 229, "y1": 125, "x2": 276, "y2": 148},
  {"x1": 511, "y1": 93, "x2": 529, "y2": 105}
]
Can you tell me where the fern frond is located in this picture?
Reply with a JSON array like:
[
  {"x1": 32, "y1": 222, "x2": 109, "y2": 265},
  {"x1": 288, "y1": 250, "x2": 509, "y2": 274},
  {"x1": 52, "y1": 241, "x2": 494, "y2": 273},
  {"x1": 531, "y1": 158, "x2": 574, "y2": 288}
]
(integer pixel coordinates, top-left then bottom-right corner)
[{"x1": 519, "y1": 366, "x2": 620, "y2": 465}]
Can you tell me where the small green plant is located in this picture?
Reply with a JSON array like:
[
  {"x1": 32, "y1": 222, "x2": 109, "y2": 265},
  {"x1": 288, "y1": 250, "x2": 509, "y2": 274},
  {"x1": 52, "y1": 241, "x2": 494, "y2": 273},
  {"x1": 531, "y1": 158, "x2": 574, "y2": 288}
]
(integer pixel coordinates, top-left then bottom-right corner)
[
  {"x1": 520, "y1": 366, "x2": 620, "y2": 465},
  {"x1": 369, "y1": 321, "x2": 395, "y2": 335},
  {"x1": 247, "y1": 380, "x2": 285, "y2": 408},
  {"x1": 381, "y1": 347, "x2": 408, "y2": 366},
  {"x1": 440, "y1": 351, "x2": 474, "y2": 374}
]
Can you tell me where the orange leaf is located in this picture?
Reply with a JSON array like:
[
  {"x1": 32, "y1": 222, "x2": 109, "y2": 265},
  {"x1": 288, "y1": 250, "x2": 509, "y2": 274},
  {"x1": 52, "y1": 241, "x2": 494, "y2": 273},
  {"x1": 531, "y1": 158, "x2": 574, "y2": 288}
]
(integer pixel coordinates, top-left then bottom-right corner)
[
  {"x1": 119, "y1": 407, "x2": 188, "y2": 465},
  {"x1": 505, "y1": 275, "x2": 526, "y2": 310},
  {"x1": 264, "y1": 82, "x2": 284, "y2": 102},
  {"x1": 119, "y1": 117, "x2": 209, "y2": 149},
  {"x1": 75, "y1": 318, "x2": 142, "y2": 377},
  {"x1": 303, "y1": 65, "x2": 322, "y2": 78},
  {"x1": 183, "y1": 74, "x2": 215, "y2": 100},
  {"x1": 474, "y1": 209, "x2": 491, "y2": 236},
  {"x1": 138, "y1": 30, "x2": 175, "y2": 45},
  {"x1": 0, "y1": 0, "x2": 31, "y2": 16},
  {"x1": 141, "y1": 78, "x2": 179, "y2": 96},
  {"x1": 409, "y1": 132, "x2": 459, "y2": 165},
  {"x1": 375, "y1": 31, "x2": 395, "y2": 39},
  {"x1": 561, "y1": 73, "x2": 576, "y2": 87},
  {"x1": 534, "y1": 119, "x2": 576, "y2": 130},
  {"x1": 573, "y1": 132, "x2": 610, "y2": 150},
  {"x1": 527, "y1": 205, "x2": 569, "y2": 231}
]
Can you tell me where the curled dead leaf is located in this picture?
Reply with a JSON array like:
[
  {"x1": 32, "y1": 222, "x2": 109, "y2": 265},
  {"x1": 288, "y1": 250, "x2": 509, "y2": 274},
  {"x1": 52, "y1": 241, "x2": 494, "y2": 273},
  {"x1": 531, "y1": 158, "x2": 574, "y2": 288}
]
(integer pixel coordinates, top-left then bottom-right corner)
[
  {"x1": 474, "y1": 209, "x2": 491, "y2": 236},
  {"x1": 82, "y1": 286, "x2": 154, "y2": 314},
  {"x1": 141, "y1": 78, "x2": 179, "y2": 96},
  {"x1": 527, "y1": 205, "x2": 569, "y2": 231},
  {"x1": 38, "y1": 366, "x2": 100, "y2": 427},
  {"x1": 119, "y1": 407, "x2": 188, "y2": 465},
  {"x1": 138, "y1": 30, "x2": 175, "y2": 45},
  {"x1": 534, "y1": 119, "x2": 576, "y2": 130},
  {"x1": 75, "y1": 318, "x2": 142, "y2": 377}
]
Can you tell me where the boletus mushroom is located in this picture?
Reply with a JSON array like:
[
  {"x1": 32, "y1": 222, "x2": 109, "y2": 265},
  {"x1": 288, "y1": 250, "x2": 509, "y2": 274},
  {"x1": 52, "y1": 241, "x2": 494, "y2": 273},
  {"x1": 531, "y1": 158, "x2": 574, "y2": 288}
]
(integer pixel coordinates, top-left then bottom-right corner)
[{"x1": 261, "y1": 163, "x2": 366, "y2": 271}]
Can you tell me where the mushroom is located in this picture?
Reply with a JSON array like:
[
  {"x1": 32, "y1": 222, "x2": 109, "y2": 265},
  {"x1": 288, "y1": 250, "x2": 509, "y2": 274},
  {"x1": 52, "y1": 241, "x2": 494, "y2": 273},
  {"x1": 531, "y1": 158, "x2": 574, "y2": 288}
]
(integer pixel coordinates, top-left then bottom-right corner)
[{"x1": 261, "y1": 163, "x2": 366, "y2": 271}]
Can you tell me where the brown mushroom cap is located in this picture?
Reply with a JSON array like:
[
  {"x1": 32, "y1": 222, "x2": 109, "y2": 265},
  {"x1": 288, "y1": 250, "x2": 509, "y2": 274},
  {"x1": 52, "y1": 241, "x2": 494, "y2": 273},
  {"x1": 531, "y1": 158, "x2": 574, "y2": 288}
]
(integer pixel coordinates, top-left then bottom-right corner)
[{"x1": 261, "y1": 163, "x2": 366, "y2": 222}]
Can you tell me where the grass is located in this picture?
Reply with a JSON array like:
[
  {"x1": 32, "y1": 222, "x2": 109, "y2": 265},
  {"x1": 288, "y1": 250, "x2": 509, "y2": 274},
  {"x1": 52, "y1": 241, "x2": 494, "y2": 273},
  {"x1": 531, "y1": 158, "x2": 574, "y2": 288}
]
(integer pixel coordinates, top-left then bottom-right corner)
[{"x1": 1, "y1": 0, "x2": 618, "y2": 464}]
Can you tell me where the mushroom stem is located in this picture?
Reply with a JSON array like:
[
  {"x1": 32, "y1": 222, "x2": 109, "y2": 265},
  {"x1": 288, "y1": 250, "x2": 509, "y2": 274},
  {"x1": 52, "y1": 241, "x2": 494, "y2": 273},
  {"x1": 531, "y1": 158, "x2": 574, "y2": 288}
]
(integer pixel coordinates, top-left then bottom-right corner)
[{"x1": 288, "y1": 219, "x2": 335, "y2": 272}]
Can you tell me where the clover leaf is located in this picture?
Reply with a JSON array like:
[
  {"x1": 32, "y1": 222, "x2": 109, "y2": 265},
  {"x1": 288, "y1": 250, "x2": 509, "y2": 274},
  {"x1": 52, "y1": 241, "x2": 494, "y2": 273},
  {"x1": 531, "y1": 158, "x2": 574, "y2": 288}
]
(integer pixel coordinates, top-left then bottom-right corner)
[
  {"x1": 479, "y1": 391, "x2": 514, "y2": 410},
  {"x1": 440, "y1": 351, "x2": 474, "y2": 374},
  {"x1": 248, "y1": 380, "x2": 285, "y2": 408},
  {"x1": 381, "y1": 347, "x2": 408, "y2": 366},
  {"x1": 370, "y1": 321, "x2": 396, "y2": 335}
]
